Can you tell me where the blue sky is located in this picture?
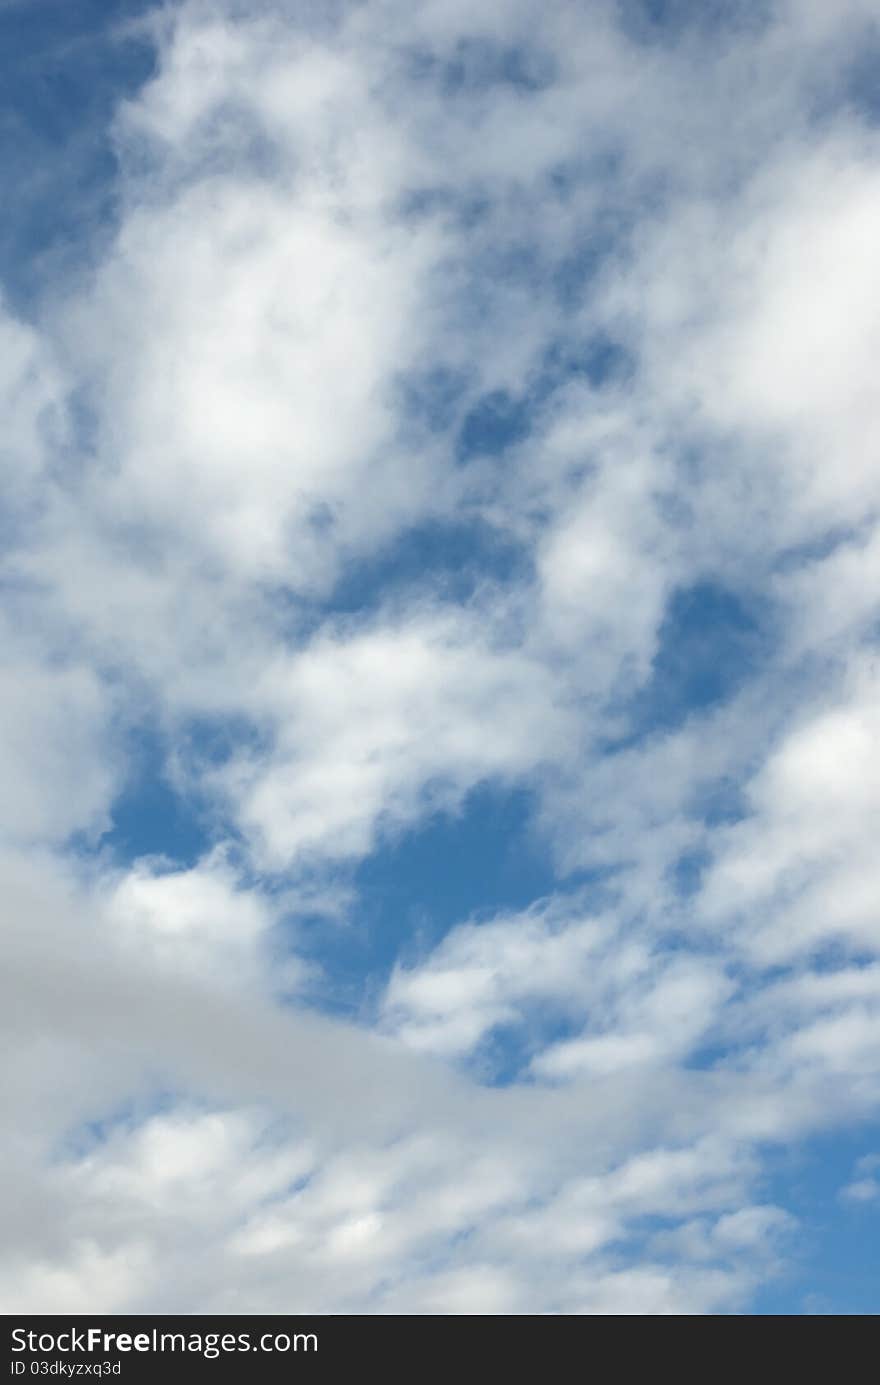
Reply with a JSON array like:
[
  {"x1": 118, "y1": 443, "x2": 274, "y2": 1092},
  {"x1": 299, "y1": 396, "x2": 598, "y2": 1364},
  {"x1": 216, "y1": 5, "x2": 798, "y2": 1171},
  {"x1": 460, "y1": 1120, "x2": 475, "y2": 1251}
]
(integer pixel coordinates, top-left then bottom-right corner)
[{"x1": 2, "y1": 0, "x2": 880, "y2": 1314}]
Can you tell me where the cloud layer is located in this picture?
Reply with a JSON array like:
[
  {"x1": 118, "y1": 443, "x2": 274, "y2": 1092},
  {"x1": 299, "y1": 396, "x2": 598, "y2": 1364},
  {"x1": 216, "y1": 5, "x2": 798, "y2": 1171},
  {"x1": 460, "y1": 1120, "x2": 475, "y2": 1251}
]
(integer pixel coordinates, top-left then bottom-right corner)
[{"x1": 2, "y1": 0, "x2": 880, "y2": 1313}]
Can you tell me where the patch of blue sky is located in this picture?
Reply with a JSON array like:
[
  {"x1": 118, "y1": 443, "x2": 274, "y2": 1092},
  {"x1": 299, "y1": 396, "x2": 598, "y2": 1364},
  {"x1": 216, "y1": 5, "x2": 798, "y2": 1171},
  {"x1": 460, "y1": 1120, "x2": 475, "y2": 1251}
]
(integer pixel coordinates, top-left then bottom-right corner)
[
  {"x1": 804, "y1": 19, "x2": 880, "y2": 131},
  {"x1": 690, "y1": 775, "x2": 750, "y2": 827},
  {"x1": 456, "y1": 389, "x2": 532, "y2": 463},
  {"x1": 617, "y1": 0, "x2": 774, "y2": 47},
  {"x1": 604, "y1": 581, "x2": 770, "y2": 757},
  {"x1": 645, "y1": 582, "x2": 767, "y2": 726},
  {"x1": 479, "y1": 993, "x2": 636, "y2": 1089},
  {"x1": 292, "y1": 784, "x2": 563, "y2": 1018},
  {"x1": 470, "y1": 1011, "x2": 584, "y2": 1088},
  {"x1": 455, "y1": 334, "x2": 634, "y2": 465},
  {"x1": 326, "y1": 518, "x2": 532, "y2": 617},
  {"x1": 97, "y1": 723, "x2": 213, "y2": 868},
  {"x1": 95, "y1": 710, "x2": 276, "y2": 872},
  {"x1": 845, "y1": 33, "x2": 880, "y2": 125},
  {"x1": 400, "y1": 37, "x2": 557, "y2": 98},
  {"x1": 542, "y1": 331, "x2": 635, "y2": 389},
  {"x1": 669, "y1": 845, "x2": 713, "y2": 900},
  {"x1": 753, "y1": 1123, "x2": 880, "y2": 1314},
  {"x1": 0, "y1": 0, "x2": 156, "y2": 311}
]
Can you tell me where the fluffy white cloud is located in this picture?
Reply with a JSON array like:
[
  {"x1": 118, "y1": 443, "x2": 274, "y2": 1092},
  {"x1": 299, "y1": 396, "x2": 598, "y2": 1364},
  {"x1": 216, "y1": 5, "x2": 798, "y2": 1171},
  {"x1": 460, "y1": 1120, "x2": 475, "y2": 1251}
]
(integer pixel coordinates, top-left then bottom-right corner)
[
  {"x1": 383, "y1": 895, "x2": 731, "y2": 1080},
  {"x1": 211, "y1": 611, "x2": 574, "y2": 865},
  {"x1": 0, "y1": 1097, "x2": 791, "y2": 1315},
  {"x1": 699, "y1": 658, "x2": 880, "y2": 963}
]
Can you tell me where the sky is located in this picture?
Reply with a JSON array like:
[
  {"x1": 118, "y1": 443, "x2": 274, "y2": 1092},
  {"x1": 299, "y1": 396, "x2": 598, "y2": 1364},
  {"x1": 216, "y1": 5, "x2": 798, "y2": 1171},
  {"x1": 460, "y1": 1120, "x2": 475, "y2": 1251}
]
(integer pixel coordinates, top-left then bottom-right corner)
[{"x1": 1, "y1": 0, "x2": 880, "y2": 1316}]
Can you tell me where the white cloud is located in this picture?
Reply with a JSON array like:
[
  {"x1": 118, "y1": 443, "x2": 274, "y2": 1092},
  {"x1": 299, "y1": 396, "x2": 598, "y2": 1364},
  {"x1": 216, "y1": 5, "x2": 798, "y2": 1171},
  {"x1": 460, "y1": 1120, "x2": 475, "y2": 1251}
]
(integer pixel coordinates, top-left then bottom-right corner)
[
  {"x1": 383, "y1": 895, "x2": 731, "y2": 1081},
  {"x1": 0, "y1": 1094, "x2": 786, "y2": 1314},
  {"x1": 699, "y1": 658, "x2": 880, "y2": 963},
  {"x1": 0, "y1": 646, "x2": 119, "y2": 844},
  {"x1": 208, "y1": 610, "x2": 573, "y2": 866}
]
